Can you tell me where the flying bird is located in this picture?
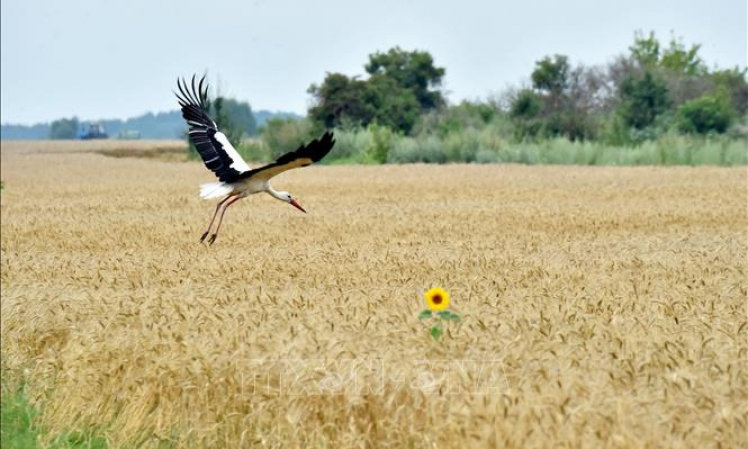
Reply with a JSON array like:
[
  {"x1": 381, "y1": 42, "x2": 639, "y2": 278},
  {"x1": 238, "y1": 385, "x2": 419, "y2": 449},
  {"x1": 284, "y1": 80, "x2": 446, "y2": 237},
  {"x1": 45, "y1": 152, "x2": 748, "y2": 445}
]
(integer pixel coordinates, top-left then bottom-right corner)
[{"x1": 175, "y1": 75, "x2": 335, "y2": 245}]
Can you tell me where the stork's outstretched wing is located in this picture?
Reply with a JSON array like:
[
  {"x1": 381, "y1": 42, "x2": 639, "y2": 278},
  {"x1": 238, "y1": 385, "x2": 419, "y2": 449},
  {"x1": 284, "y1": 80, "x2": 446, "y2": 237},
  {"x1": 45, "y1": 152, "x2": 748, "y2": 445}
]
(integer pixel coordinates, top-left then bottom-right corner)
[
  {"x1": 175, "y1": 75, "x2": 250, "y2": 183},
  {"x1": 241, "y1": 132, "x2": 335, "y2": 182}
]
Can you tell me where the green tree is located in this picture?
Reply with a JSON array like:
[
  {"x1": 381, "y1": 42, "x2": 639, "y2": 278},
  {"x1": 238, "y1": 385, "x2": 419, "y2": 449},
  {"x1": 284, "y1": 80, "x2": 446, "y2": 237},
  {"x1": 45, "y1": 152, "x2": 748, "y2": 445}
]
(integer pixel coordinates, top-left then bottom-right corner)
[
  {"x1": 660, "y1": 37, "x2": 707, "y2": 76},
  {"x1": 365, "y1": 75, "x2": 421, "y2": 133},
  {"x1": 628, "y1": 31, "x2": 706, "y2": 75},
  {"x1": 308, "y1": 51, "x2": 437, "y2": 134},
  {"x1": 529, "y1": 55, "x2": 574, "y2": 136},
  {"x1": 617, "y1": 71, "x2": 671, "y2": 129},
  {"x1": 222, "y1": 98, "x2": 258, "y2": 137},
  {"x1": 208, "y1": 96, "x2": 254, "y2": 144},
  {"x1": 364, "y1": 46, "x2": 446, "y2": 110},
  {"x1": 623, "y1": 31, "x2": 712, "y2": 109},
  {"x1": 629, "y1": 31, "x2": 660, "y2": 67},
  {"x1": 531, "y1": 55, "x2": 570, "y2": 97},
  {"x1": 508, "y1": 89, "x2": 543, "y2": 138},
  {"x1": 509, "y1": 89, "x2": 542, "y2": 119},
  {"x1": 512, "y1": 57, "x2": 600, "y2": 141},
  {"x1": 308, "y1": 73, "x2": 377, "y2": 130},
  {"x1": 677, "y1": 95, "x2": 736, "y2": 134},
  {"x1": 711, "y1": 68, "x2": 748, "y2": 115},
  {"x1": 49, "y1": 117, "x2": 79, "y2": 139}
]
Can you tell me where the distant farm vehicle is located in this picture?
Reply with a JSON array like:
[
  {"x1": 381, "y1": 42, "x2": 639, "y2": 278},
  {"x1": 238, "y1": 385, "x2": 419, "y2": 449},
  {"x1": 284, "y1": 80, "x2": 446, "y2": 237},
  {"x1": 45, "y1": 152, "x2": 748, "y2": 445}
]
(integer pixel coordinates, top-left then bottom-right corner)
[
  {"x1": 77, "y1": 122, "x2": 108, "y2": 140},
  {"x1": 116, "y1": 130, "x2": 141, "y2": 140}
]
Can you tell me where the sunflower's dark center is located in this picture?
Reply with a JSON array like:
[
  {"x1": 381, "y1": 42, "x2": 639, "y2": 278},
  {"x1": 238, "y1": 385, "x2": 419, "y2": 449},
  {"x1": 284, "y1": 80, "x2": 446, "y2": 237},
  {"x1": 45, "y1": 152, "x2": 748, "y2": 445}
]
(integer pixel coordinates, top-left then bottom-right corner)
[{"x1": 432, "y1": 294, "x2": 443, "y2": 305}]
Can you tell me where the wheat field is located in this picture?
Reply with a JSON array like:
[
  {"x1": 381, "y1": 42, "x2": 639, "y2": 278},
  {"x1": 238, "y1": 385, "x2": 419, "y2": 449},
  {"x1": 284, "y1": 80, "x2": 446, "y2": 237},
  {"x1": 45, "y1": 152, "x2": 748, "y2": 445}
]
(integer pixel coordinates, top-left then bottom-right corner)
[{"x1": 1, "y1": 140, "x2": 746, "y2": 448}]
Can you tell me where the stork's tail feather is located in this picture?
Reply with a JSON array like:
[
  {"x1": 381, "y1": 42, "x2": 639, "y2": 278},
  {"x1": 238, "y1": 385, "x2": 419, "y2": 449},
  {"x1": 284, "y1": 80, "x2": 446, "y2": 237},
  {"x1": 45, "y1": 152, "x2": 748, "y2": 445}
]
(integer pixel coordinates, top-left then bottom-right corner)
[{"x1": 199, "y1": 182, "x2": 234, "y2": 199}]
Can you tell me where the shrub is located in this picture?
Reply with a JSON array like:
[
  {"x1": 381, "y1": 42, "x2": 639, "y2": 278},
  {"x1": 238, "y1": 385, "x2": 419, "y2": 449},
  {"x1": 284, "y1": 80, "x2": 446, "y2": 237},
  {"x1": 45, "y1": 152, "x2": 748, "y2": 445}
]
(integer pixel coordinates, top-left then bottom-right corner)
[
  {"x1": 261, "y1": 118, "x2": 313, "y2": 159},
  {"x1": 327, "y1": 127, "x2": 372, "y2": 163},
  {"x1": 237, "y1": 138, "x2": 269, "y2": 163},
  {"x1": 509, "y1": 89, "x2": 542, "y2": 119},
  {"x1": 417, "y1": 135, "x2": 447, "y2": 163},
  {"x1": 415, "y1": 102, "x2": 499, "y2": 137},
  {"x1": 443, "y1": 130, "x2": 480, "y2": 162},
  {"x1": 677, "y1": 95, "x2": 736, "y2": 134},
  {"x1": 387, "y1": 137, "x2": 419, "y2": 163},
  {"x1": 476, "y1": 149, "x2": 500, "y2": 163},
  {"x1": 367, "y1": 124, "x2": 396, "y2": 163}
]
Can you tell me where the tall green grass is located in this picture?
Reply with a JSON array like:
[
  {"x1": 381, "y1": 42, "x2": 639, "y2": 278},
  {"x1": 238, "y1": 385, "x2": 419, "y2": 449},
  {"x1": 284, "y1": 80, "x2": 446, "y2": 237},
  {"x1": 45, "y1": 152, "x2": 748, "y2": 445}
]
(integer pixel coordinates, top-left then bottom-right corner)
[
  {"x1": 349, "y1": 128, "x2": 747, "y2": 166},
  {"x1": 191, "y1": 118, "x2": 747, "y2": 166},
  {"x1": 1, "y1": 381, "x2": 109, "y2": 449}
]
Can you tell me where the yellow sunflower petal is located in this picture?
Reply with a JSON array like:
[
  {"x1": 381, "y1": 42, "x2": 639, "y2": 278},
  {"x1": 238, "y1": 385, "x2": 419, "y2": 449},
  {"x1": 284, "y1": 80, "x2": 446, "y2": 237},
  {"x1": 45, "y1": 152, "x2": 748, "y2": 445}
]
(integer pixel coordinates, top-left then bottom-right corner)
[{"x1": 425, "y1": 287, "x2": 450, "y2": 311}]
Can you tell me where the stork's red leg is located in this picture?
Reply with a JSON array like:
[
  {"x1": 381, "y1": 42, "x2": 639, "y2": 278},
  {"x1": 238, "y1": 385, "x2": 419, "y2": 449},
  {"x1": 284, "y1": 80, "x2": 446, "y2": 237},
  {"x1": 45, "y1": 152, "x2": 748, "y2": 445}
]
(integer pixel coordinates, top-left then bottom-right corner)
[
  {"x1": 200, "y1": 195, "x2": 235, "y2": 243},
  {"x1": 207, "y1": 195, "x2": 243, "y2": 245}
]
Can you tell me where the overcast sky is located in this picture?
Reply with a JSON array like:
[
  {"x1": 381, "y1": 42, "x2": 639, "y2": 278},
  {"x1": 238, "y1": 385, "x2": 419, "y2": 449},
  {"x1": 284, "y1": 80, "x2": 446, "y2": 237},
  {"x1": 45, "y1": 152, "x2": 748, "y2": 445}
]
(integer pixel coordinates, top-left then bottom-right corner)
[{"x1": 1, "y1": 0, "x2": 746, "y2": 124}]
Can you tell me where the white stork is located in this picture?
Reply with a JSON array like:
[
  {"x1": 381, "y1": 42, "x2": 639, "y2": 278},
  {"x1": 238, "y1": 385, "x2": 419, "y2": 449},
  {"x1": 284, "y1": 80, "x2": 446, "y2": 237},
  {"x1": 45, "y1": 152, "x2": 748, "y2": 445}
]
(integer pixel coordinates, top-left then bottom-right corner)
[{"x1": 175, "y1": 75, "x2": 335, "y2": 245}]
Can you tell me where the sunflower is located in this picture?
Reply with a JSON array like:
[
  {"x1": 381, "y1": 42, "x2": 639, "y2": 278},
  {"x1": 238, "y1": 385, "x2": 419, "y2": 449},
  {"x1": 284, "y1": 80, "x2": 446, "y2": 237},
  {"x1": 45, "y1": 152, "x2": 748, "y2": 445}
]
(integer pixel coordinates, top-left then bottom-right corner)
[{"x1": 425, "y1": 287, "x2": 450, "y2": 311}]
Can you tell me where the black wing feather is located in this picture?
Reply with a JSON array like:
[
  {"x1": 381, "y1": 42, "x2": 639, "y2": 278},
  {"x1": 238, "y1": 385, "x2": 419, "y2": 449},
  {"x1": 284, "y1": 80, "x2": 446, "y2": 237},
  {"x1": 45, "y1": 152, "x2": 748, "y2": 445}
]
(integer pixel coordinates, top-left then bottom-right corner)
[
  {"x1": 241, "y1": 132, "x2": 335, "y2": 180},
  {"x1": 175, "y1": 75, "x2": 248, "y2": 183},
  {"x1": 278, "y1": 131, "x2": 335, "y2": 165}
]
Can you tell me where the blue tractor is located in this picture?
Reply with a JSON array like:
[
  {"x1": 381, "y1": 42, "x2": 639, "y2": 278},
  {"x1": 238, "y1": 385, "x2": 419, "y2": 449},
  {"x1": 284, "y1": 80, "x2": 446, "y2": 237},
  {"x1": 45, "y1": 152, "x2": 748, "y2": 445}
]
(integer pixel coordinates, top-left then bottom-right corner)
[{"x1": 77, "y1": 122, "x2": 108, "y2": 140}]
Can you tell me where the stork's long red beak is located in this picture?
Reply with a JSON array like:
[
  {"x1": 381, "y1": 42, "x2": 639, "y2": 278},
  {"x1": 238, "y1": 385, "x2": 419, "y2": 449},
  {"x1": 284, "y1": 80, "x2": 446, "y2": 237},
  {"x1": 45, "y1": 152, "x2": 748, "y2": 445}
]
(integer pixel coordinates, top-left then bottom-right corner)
[{"x1": 290, "y1": 198, "x2": 306, "y2": 213}]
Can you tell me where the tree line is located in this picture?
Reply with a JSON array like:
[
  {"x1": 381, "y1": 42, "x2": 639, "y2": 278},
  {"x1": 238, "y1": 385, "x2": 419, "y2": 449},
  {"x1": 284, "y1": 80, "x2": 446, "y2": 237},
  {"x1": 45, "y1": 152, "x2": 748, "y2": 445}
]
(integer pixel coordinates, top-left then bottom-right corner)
[
  {"x1": 237, "y1": 31, "x2": 745, "y2": 166},
  {"x1": 39, "y1": 30, "x2": 747, "y2": 166},
  {"x1": 305, "y1": 32, "x2": 745, "y2": 143},
  {"x1": 44, "y1": 99, "x2": 258, "y2": 140}
]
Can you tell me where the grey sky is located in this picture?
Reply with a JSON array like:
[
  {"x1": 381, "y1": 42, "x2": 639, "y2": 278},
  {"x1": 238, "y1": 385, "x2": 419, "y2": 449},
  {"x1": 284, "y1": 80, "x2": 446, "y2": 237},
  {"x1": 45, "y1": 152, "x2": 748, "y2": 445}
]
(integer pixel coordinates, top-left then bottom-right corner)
[{"x1": 1, "y1": 0, "x2": 746, "y2": 125}]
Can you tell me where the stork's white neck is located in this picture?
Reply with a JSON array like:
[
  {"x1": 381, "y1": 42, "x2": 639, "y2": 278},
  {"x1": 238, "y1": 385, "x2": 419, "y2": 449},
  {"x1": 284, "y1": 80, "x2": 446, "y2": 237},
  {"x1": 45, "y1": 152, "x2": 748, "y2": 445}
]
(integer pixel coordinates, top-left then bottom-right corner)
[{"x1": 266, "y1": 186, "x2": 290, "y2": 202}]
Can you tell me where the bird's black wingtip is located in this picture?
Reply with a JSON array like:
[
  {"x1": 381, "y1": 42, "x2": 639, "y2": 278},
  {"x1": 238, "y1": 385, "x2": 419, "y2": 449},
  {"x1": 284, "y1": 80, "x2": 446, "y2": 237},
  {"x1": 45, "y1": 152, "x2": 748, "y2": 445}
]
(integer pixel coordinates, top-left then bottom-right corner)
[
  {"x1": 319, "y1": 131, "x2": 334, "y2": 150},
  {"x1": 175, "y1": 74, "x2": 210, "y2": 109},
  {"x1": 323, "y1": 130, "x2": 335, "y2": 145}
]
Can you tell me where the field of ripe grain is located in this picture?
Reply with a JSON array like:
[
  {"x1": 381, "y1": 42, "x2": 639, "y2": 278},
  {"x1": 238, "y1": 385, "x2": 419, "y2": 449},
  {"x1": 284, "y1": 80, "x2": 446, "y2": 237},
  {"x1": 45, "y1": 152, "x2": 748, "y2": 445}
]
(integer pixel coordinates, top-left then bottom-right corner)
[{"x1": 1, "y1": 140, "x2": 746, "y2": 448}]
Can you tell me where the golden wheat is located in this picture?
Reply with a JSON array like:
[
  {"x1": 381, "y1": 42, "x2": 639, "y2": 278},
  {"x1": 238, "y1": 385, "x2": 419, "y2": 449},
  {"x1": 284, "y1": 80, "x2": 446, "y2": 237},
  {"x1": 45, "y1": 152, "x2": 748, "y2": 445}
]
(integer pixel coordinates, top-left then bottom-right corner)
[{"x1": 1, "y1": 140, "x2": 746, "y2": 448}]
